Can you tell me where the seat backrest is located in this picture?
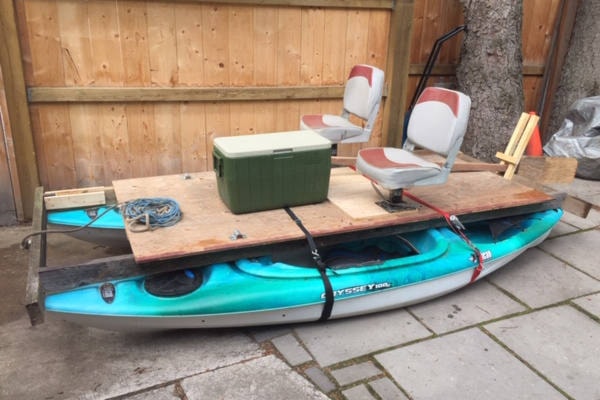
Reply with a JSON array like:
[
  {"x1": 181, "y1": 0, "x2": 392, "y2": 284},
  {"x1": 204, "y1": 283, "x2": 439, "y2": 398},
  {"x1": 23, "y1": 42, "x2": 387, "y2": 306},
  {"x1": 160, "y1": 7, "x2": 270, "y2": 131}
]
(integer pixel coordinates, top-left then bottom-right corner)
[
  {"x1": 405, "y1": 87, "x2": 471, "y2": 156},
  {"x1": 342, "y1": 65, "x2": 385, "y2": 122}
]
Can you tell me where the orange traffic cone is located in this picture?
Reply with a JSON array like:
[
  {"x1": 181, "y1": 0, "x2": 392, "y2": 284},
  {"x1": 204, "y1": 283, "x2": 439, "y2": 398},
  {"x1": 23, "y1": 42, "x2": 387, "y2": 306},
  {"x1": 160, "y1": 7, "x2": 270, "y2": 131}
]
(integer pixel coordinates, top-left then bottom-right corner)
[{"x1": 526, "y1": 111, "x2": 543, "y2": 156}]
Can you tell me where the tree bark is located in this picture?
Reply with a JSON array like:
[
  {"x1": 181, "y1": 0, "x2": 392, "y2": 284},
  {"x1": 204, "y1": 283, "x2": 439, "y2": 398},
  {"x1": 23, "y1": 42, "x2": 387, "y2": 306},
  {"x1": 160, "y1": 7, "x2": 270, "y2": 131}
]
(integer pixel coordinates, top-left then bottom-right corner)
[
  {"x1": 456, "y1": 0, "x2": 524, "y2": 162},
  {"x1": 547, "y1": 0, "x2": 600, "y2": 137}
]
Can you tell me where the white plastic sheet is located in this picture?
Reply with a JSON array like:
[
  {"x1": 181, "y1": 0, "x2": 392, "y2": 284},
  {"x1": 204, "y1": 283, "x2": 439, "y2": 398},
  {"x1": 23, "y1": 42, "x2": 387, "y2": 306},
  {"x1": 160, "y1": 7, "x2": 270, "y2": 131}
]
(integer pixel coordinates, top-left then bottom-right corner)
[{"x1": 544, "y1": 96, "x2": 600, "y2": 180}]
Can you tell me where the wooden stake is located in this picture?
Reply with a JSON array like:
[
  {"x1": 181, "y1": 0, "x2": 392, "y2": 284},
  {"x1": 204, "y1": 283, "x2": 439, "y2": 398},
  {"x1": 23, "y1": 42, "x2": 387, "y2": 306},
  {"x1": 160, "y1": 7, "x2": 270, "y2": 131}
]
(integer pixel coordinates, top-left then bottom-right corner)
[{"x1": 495, "y1": 113, "x2": 540, "y2": 179}]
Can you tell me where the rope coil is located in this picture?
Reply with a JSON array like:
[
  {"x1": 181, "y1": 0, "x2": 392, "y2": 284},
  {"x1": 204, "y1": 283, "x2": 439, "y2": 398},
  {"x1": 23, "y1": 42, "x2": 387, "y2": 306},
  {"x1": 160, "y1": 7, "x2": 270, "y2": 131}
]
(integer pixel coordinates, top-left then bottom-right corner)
[{"x1": 123, "y1": 198, "x2": 182, "y2": 232}]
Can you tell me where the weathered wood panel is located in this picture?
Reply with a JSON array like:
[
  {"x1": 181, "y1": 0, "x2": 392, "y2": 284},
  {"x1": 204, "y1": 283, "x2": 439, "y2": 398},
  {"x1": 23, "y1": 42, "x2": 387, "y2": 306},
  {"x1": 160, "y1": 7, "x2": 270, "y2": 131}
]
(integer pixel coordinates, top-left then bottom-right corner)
[
  {"x1": 0, "y1": 0, "x2": 37, "y2": 221},
  {"x1": 0, "y1": 68, "x2": 18, "y2": 225},
  {"x1": 17, "y1": 1, "x2": 392, "y2": 189},
  {"x1": 10, "y1": 0, "x2": 561, "y2": 195}
]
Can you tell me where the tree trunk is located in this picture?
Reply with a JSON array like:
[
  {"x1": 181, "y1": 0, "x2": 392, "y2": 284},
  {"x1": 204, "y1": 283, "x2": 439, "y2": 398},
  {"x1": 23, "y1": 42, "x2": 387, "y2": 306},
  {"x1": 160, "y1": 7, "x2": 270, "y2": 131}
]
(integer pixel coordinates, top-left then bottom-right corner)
[
  {"x1": 547, "y1": 0, "x2": 600, "y2": 137},
  {"x1": 456, "y1": 0, "x2": 524, "y2": 162}
]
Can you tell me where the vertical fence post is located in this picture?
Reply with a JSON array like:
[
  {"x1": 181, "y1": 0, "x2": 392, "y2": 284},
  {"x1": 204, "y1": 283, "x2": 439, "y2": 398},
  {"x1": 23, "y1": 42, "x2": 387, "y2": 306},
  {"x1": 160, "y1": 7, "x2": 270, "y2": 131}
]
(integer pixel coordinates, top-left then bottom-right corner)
[
  {"x1": 0, "y1": 0, "x2": 39, "y2": 220},
  {"x1": 381, "y1": 0, "x2": 415, "y2": 148}
]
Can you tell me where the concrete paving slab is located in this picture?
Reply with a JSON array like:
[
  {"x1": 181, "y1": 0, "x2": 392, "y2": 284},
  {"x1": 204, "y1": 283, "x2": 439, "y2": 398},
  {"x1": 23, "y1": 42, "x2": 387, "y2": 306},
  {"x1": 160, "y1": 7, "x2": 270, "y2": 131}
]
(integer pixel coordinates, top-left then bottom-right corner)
[
  {"x1": 559, "y1": 210, "x2": 599, "y2": 230},
  {"x1": 304, "y1": 366, "x2": 337, "y2": 394},
  {"x1": 248, "y1": 325, "x2": 294, "y2": 343},
  {"x1": 539, "y1": 229, "x2": 600, "y2": 279},
  {"x1": 330, "y1": 361, "x2": 381, "y2": 386},
  {"x1": 1, "y1": 225, "x2": 129, "y2": 326},
  {"x1": 548, "y1": 220, "x2": 578, "y2": 238},
  {"x1": 0, "y1": 317, "x2": 261, "y2": 400},
  {"x1": 181, "y1": 355, "x2": 328, "y2": 399},
  {"x1": 342, "y1": 384, "x2": 374, "y2": 400},
  {"x1": 0, "y1": 225, "x2": 30, "y2": 324},
  {"x1": 408, "y1": 280, "x2": 525, "y2": 334},
  {"x1": 489, "y1": 247, "x2": 600, "y2": 308},
  {"x1": 572, "y1": 292, "x2": 600, "y2": 316},
  {"x1": 124, "y1": 385, "x2": 182, "y2": 399},
  {"x1": 586, "y1": 208, "x2": 600, "y2": 225},
  {"x1": 375, "y1": 328, "x2": 563, "y2": 400},
  {"x1": 368, "y1": 378, "x2": 408, "y2": 400},
  {"x1": 294, "y1": 309, "x2": 431, "y2": 366},
  {"x1": 271, "y1": 333, "x2": 313, "y2": 366},
  {"x1": 485, "y1": 305, "x2": 600, "y2": 400}
]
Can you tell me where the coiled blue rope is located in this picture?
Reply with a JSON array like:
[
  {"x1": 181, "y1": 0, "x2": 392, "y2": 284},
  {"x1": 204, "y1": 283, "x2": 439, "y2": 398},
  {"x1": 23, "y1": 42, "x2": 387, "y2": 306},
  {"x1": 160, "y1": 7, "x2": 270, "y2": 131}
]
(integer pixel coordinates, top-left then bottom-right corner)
[{"x1": 123, "y1": 198, "x2": 182, "y2": 232}]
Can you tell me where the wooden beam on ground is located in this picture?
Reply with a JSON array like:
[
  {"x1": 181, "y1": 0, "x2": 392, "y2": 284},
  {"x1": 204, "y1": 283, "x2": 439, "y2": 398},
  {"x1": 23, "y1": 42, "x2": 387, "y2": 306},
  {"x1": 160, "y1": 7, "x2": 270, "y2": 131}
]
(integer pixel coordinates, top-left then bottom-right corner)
[
  {"x1": 381, "y1": 0, "x2": 414, "y2": 147},
  {"x1": 0, "y1": 0, "x2": 40, "y2": 220},
  {"x1": 25, "y1": 187, "x2": 46, "y2": 326}
]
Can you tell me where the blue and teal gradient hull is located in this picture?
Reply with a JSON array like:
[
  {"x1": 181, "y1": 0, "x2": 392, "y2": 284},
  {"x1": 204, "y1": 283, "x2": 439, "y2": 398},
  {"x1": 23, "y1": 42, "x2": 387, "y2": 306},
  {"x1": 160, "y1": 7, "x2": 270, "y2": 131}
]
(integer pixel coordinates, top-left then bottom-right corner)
[
  {"x1": 47, "y1": 206, "x2": 129, "y2": 248},
  {"x1": 45, "y1": 209, "x2": 563, "y2": 331}
]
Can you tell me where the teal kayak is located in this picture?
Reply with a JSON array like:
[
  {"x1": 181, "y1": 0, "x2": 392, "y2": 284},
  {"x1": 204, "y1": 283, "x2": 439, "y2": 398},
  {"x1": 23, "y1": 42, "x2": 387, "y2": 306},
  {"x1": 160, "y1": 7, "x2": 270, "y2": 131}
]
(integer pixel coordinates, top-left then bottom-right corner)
[
  {"x1": 47, "y1": 205, "x2": 129, "y2": 248},
  {"x1": 45, "y1": 208, "x2": 563, "y2": 331}
]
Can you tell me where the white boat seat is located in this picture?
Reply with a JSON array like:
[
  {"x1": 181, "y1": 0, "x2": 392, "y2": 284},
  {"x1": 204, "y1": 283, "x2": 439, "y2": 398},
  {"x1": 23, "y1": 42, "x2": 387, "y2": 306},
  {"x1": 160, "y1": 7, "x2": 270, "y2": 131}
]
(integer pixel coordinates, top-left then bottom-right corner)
[
  {"x1": 356, "y1": 86, "x2": 471, "y2": 205},
  {"x1": 357, "y1": 148, "x2": 442, "y2": 188},
  {"x1": 300, "y1": 64, "x2": 385, "y2": 145}
]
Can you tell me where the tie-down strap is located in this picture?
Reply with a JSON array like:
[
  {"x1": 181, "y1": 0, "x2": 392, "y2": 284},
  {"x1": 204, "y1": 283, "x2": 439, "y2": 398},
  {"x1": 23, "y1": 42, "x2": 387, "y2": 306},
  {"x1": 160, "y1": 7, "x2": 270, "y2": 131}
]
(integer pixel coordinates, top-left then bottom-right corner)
[
  {"x1": 403, "y1": 191, "x2": 484, "y2": 283},
  {"x1": 284, "y1": 206, "x2": 334, "y2": 321}
]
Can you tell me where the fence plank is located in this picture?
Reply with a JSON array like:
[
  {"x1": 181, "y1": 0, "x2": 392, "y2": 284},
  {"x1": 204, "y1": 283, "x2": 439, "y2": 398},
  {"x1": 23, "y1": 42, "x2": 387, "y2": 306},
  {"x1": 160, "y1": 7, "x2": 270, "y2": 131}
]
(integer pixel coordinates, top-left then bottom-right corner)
[
  {"x1": 154, "y1": 103, "x2": 182, "y2": 175},
  {"x1": 88, "y1": 0, "x2": 124, "y2": 85},
  {"x1": 119, "y1": 1, "x2": 151, "y2": 86},
  {"x1": 322, "y1": 9, "x2": 348, "y2": 84},
  {"x1": 57, "y1": 1, "x2": 94, "y2": 85},
  {"x1": 126, "y1": 103, "x2": 158, "y2": 178},
  {"x1": 300, "y1": 8, "x2": 325, "y2": 85},
  {"x1": 276, "y1": 8, "x2": 301, "y2": 86},
  {"x1": 229, "y1": 5, "x2": 256, "y2": 134},
  {"x1": 180, "y1": 103, "x2": 208, "y2": 172},
  {"x1": 147, "y1": 3, "x2": 178, "y2": 86},
  {"x1": 100, "y1": 104, "x2": 131, "y2": 181}
]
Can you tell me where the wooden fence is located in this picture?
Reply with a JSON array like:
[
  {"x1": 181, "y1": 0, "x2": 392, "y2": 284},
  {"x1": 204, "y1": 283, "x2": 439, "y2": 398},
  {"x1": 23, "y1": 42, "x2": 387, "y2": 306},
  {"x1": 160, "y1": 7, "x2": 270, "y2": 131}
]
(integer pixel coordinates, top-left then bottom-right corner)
[{"x1": 0, "y1": 0, "x2": 563, "y2": 220}]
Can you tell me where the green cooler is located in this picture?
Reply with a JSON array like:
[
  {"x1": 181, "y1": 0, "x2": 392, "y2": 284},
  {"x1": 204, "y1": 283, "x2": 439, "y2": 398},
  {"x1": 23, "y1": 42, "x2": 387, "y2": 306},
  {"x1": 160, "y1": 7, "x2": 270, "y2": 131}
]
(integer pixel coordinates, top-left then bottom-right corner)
[{"x1": 213, "y1": 130, "x2": 332, "y2": 214}]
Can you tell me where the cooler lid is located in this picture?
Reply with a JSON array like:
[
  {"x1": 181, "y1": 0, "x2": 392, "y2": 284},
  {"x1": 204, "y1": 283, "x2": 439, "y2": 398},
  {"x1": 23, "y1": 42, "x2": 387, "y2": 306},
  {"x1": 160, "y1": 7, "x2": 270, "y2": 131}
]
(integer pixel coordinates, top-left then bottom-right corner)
[{"x1": 213, "y1": 130, "x2": 331, "y2": 158}]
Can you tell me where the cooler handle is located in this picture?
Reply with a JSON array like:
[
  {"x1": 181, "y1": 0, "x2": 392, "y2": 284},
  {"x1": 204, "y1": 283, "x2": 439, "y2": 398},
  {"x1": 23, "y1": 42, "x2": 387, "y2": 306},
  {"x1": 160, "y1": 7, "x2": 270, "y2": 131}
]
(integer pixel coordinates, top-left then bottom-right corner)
[{"x1": 213, "y1": 153, "x2": 223, "y2": 177}]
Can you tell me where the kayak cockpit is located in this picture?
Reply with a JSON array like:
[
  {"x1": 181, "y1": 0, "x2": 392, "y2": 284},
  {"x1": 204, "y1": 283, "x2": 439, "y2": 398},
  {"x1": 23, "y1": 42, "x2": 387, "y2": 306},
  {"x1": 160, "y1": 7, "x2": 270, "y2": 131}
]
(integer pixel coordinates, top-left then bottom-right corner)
[{"x1": 236, "y1": 228, "x2": 448, "y2": 279}]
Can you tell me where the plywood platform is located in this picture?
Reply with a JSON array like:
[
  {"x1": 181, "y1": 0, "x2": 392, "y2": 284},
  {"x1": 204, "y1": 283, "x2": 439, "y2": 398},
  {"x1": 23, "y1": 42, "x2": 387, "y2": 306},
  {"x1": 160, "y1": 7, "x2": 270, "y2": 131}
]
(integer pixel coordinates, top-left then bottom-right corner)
[{"x1": 113, "y1": 167, "x2": 558, "y2": 264}]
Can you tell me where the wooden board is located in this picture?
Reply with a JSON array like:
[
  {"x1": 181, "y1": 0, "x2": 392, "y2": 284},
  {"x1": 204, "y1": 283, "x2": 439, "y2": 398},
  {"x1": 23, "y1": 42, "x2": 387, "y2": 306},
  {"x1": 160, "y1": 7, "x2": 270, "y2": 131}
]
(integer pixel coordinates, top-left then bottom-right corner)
[
  {"x1": 517, "y1": 156, "x2": 578, "y2": 184},
  {"x1": 43, "y1": 186, "x2": 106, "y2": 210},
  {"x1": 113, "y1": 167, "x2": 555, "y2": 264},
  {"x1": 303, "y1": 168, "x2": 554, "y2": 235},
  {"x1": 113, "y1": 173, "x2": 306, "y2": 263}
]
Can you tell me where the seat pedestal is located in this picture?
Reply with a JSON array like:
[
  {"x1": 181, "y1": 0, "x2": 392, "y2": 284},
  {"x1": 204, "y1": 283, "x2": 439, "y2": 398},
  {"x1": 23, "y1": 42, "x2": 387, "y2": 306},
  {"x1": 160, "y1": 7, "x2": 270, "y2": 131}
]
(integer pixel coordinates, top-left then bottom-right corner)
[{"x1": 375, "y1": 188, "x2": 419, "y2": 213}]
